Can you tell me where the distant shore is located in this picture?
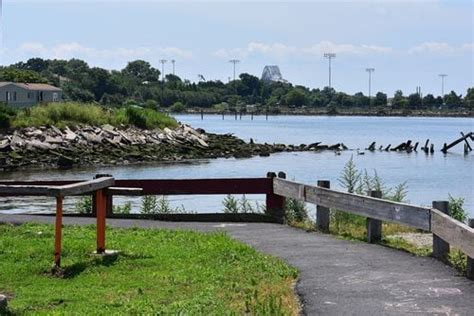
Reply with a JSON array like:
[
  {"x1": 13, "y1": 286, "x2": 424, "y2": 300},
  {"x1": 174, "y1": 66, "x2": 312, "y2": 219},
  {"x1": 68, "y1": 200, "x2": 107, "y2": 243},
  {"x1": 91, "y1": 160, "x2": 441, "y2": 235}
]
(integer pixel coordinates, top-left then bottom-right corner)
[{"x1": 171, "y1": 108, "x2": 473, "y2": 118}]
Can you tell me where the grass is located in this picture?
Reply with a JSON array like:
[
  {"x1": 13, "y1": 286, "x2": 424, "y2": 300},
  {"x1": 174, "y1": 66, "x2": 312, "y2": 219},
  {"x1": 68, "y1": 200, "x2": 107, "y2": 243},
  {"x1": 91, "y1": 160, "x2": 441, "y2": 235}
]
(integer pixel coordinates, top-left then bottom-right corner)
[
  {"x1": 0, "y1": 223, "x2": 299, "y2": 315},
  {"x1": 11, "y1": 102, "x2": 178, "y2": 130}
]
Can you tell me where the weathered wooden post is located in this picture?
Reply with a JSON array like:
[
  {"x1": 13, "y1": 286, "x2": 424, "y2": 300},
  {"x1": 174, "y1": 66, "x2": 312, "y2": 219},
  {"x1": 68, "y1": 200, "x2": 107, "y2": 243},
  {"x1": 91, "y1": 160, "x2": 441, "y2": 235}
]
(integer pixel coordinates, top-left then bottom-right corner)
[
  {"x1": 316, "y1": 180, "x2": 330, "y2": 233},
  {"x1": 93, "y1": 174, "x2": 113, "y2": 216},
  {"x1": 432, "y1": 201, "x2": 450, "y2": 261},
  {"x1": 467, "y1": 218, "x2": 474, "y2": 280},
  {"x1": 222, "y1": 112, "x2": 224, "y2": 120},
  {"x1": 200, "y1": 109, "x2": 204, "y2": 120},
  {"x1": 54, "y1": 195, "x2": 64, "y2": 268},
  {"x1": 265, "y1": 172, "x2": 285, "y2": 223},
  {"x1": 367, "y1": 190, "x2": 382, "y2": 243}
]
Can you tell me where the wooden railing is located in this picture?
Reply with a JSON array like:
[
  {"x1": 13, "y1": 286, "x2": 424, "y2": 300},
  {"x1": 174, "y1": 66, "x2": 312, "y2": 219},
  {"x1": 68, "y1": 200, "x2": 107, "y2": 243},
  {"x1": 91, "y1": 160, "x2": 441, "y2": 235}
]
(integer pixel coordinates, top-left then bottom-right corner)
[
  {"x1": 272, "y1": 175, "x2": 474, "y2": 279},
  {"x1": 0, "y1": 172, "x2": 472, "y2": 280}
]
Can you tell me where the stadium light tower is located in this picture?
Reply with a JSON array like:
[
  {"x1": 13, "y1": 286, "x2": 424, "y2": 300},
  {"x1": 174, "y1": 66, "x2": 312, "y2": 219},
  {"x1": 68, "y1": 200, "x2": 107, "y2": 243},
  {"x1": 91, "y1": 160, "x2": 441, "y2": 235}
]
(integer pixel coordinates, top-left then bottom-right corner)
[
  {"x1": 229, "y1": 59, "x2": 240, "y2": 82},
  {"x1": 366, "y1": 68, "x2": 375, "y2": 106},
  {"x1": 159, "y1": 59, "x2": 167, "y2": 105},
  {"x1": 171, "y1": 59, "x2": 176, "y2": 75},
  {"x1": 438, "y1": 74, "x2": 447, "y2": 97},
  {"x1": 323, "y1": 53, "x2": 336, "y2": 89}
]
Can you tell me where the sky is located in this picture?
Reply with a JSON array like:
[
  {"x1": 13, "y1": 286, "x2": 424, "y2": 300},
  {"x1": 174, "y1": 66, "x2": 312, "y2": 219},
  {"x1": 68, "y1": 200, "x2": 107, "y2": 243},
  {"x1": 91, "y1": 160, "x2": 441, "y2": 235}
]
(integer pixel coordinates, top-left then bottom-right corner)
[{"x1": 0, "y1": 0, "x2": 473, "y2": 96}]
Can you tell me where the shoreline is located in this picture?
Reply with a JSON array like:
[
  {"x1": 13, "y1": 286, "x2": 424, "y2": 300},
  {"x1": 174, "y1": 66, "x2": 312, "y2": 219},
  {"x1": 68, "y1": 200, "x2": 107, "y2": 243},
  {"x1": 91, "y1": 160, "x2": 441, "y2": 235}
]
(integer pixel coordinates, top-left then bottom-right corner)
[{"x1": 172, "y1": 109, "x2": 473, "y2": 118}]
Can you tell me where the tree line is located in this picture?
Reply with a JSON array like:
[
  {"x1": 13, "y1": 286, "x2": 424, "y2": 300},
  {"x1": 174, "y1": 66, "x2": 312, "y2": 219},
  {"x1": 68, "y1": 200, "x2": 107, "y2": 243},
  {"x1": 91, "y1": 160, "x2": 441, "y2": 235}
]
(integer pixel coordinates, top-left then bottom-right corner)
[{"x1": 1, "y1": 57, "x2": 472, "y2": 111}]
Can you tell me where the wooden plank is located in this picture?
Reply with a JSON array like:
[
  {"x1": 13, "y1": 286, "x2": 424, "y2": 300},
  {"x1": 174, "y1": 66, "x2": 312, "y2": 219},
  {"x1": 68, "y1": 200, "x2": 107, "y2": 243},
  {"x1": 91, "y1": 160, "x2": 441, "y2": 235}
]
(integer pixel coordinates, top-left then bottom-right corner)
[
  {"x1": 105, "y1": 187, "x2": 143, "y2": 196},
  {"x1": 273, "y1": 178, "x2": 305, "y2": 200},
  {"x1": 273, "y1": 178, "x2": 431, "y2": 230},
  {"x1": 0, "y1": 184, "x2": 61, "y2": 196},
  {"x1": 58, "y1": 177, "x2": 115, "y2": 196},
  {"x1": 431, "y1": 208, "x2": 474, "y2": 258}
]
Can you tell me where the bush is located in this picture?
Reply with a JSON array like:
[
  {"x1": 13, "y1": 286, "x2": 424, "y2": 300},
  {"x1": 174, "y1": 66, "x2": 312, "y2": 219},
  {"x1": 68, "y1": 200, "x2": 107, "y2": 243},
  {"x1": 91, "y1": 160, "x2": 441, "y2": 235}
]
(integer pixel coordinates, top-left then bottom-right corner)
[
  {"x1": 0, "y1": 112, "x2": 10, "y2": 129},
  {"x1": 448, "y1": 195, "x2": 467, "y2": 223},
  {"x1": 285, "y1": 198, "x2": 308, "y2": 223},
  {"x1": 170, "y1": 101, "x2": 186, "y2": 113},
  {"x1": 140, "y1": 195, "x2": 185, "y2": 214}
]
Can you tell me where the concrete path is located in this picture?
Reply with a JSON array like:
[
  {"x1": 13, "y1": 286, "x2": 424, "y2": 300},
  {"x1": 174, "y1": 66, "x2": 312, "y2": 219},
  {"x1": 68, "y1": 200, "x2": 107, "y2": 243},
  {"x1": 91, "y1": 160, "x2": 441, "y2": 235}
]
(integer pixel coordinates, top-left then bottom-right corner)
[{"x1": 1, "y1": 214, "x2": 473, "y2": 315}]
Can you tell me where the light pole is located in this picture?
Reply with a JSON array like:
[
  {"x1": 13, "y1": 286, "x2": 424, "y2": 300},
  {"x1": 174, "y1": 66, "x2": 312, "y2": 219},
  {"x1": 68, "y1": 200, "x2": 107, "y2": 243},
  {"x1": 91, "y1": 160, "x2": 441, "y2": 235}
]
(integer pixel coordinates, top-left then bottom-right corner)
[
  {"x1": 159, "y1": 59, "x2": 167, "y2": 105},
  {"x1": 323, "y1": 53, "x2": 336, "y2": 89},
  {"x1": 229, "y1": 59, "x2": 240, "y2": 82},
  {"x1": 438, "y1": 74, "x2": 447, "y2": 98},
  {"x1": 171, "y1": 59, "x2": 175, "y2": 76},
  {"x1": 366, "y1": 68, "x2": 375, "y2": 107}
]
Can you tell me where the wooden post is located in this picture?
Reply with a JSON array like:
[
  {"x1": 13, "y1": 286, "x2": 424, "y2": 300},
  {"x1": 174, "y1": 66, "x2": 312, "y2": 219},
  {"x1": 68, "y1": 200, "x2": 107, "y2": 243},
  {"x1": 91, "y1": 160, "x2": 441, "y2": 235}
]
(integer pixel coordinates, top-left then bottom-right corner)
[
  {"x1": 96, "y1": 189, "x2": 107, "y2": 254},
  {"x1": 200, "y1": 109, "x2": 204, "y2": 120},
  {"x1": 251, "y1": 112, "x2": 253, "y2": 120},
  {"x1": 467, "y1": 218, "x2": 474, "y2": 280},
  {"x1": 367, "y1": 190, "x2": 382, "y2": 243},
  {"x1": 432, "y1": 201, "x2": 450, "y2": 261},
  {"x1": 265, "y1": 172, "x2": 285, "y2": 223},
  {"x1": 316, "y1": 180, "x2": 330, "y2": 233},
  {"x1": 54, "y1": 196, "x2": 63, "y2": 268},
  {"x1": 222, "y1": 112, "x2": 224, "y2": 120},
  {"x1": 93, "y1": 174, "x2": 113, "y2": 215}
]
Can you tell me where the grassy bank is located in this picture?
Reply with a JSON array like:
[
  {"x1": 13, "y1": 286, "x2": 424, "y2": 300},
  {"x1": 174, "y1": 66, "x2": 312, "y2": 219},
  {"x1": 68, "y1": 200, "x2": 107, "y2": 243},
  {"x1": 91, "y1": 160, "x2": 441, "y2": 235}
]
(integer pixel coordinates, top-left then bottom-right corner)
[
  {"x1": 0, "y1": 224, "x2": 299, "y2": 315},
  {"x1": 1, "y1": 102, "x2": 178, "y2": 130}
]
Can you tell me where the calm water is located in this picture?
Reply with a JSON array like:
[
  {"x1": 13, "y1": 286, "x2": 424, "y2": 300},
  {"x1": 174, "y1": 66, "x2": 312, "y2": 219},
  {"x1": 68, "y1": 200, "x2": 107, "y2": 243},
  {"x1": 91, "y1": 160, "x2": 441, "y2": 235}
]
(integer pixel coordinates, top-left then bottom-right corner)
[{"x1": 1, "y1": 115, "x2": 473, "y2": 216}]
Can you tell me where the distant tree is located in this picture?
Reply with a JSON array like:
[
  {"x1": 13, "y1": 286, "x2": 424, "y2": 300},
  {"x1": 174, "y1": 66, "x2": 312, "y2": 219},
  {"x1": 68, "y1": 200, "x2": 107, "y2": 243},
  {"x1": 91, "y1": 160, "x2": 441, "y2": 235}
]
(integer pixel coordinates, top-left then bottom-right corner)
[
  {"x1": 121, "y1": 60, "x2": 160, "y2": 82},
  {"x1": 422, "y1": 94, "x2": 436, "y2": 108},
  {"x1": 353, "y1": 92, "x2": 369, "y2": 107},
  {"x1": 392, "y1": 90, "x2": 408, "y2": 109},
  {"x1": 444, "y1": 90, "x2": 462, "y2": 108},
  {"x1": 284, "y1": 89, "x2": 307, "y2": 107},
  {"x1": 0, "y1": 67, "x2": 48, "y2": 83},
  {"x1": 407, "y1": 93, "x2": 422, "y2": 109},
  {"x1": 464, "y1": 87, "x2": 474, "y2": 109},
  {"x1": 373, "y1": 92, "x2": 387, "y2": 107}
]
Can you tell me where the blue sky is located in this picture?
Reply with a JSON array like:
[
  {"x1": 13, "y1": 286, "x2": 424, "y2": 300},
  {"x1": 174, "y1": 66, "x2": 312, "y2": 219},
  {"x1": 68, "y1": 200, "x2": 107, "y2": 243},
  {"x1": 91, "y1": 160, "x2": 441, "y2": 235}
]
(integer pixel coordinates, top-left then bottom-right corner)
[{"x1": 1, "y1": 0, "x2": 473, "y2": 96}]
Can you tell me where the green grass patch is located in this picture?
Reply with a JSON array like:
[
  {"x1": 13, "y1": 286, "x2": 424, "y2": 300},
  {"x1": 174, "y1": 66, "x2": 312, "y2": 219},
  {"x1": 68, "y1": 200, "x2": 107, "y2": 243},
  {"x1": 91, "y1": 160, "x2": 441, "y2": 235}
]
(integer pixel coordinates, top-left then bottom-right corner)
[
  {"x1": 11, "y1": 102, "x2": 178, "y2": 130},
  {"x1": 0, "y1": 224, "x2": 299, "y2": 315}
]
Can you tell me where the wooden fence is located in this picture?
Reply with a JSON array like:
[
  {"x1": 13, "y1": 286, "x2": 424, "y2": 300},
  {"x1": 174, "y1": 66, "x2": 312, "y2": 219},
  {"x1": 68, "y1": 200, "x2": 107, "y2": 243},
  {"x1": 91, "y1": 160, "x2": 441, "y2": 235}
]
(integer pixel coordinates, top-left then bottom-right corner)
[{"x1": 0, "y1": 172, "x2": 472, "y2": 280}]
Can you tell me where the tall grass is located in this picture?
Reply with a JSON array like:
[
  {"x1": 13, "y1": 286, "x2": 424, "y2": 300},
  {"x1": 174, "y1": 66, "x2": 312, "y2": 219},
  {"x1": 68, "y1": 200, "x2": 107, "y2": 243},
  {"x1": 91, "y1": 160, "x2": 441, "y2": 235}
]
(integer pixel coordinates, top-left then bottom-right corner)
[{"x1": 12, "y1": 102, "x2": 178, "y2": 129}]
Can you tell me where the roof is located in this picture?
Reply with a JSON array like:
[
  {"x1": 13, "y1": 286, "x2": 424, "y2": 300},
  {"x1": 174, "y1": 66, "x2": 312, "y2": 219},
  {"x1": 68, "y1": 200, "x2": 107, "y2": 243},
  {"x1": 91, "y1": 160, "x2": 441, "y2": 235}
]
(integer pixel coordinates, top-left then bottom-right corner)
[{"x1": 0, "y1": 82, "x2": 62, "y2": 91}]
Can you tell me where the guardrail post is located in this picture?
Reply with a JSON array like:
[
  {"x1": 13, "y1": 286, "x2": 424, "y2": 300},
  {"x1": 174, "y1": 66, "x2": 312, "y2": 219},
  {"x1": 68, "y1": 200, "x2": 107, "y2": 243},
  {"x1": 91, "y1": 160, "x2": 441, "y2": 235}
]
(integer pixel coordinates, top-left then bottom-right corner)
[
  {"x1": 53, "y1": 196, "x2": 63, "y2": 268},
  {"x1": 432, "y1": 201, "x2": 450, "y2": 262},
  {"x1": 316, "y1": 180, "x2": 330, "y2": 233},
  {"x1": 266, "y1": 172, "x2": 285, "y2": 223},
  {"x1": 467, "y1": 218, "x2": 474, "y2": 280},
  {"x1": 96, "y1": 188, "x2": 107, "y2": 254},
  {"x1": 367, "y1": 190, "x2": 383, "y2": 243},
  {"x1": 93, "y1": 174, "x2": 113, "y2": 215}
]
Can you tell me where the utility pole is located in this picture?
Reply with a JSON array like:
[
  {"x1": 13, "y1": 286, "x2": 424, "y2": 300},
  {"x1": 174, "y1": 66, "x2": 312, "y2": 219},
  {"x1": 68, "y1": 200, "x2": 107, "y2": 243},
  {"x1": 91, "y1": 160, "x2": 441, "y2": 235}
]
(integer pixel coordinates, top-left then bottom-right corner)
[
  {"x1": 439, "y1": 74, "x2": 447, "y2": 99},
  {"x1": 366, "y1": 68, "x2": 375, "y2": 107},
  {"x1": 323, "y1": 53, "x2": 336, "y2": 89},
  {"x1": 229, "y1": 59, "x2": 240, "y2": 82},
  {"x1": 171, "y1": 59, "x2": 175, "y2": 76},
  {"x1": 159, "y1": 59, "x2": 167, "y2": 106}
]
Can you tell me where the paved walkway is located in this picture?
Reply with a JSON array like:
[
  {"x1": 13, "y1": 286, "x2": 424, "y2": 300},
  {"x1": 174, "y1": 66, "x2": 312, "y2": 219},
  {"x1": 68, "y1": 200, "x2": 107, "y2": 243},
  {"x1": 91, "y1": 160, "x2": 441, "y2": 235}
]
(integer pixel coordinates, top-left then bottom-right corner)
[{"x1": 1, "y1": 214, "x2": 473, "y2": 315}]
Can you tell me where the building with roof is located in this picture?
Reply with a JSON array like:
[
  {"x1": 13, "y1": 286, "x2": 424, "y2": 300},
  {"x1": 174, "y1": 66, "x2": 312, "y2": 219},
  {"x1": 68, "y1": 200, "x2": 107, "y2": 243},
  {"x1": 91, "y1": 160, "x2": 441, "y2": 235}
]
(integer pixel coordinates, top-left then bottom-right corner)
[{"x1": 0, "y1": 82, "x2": 62, "y2": 107}]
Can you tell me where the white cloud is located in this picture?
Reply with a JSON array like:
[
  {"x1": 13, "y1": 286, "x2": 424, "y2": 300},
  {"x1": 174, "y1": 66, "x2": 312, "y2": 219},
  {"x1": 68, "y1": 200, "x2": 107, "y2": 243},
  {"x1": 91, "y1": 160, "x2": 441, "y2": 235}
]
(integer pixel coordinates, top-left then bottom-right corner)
[
  {"x1": 10, "y1": 42, "x2": 193, "y2": 66},
  {"x1": 213, "y1": 41, "x2": 393, "y2": 59},
  {"x1": 408, "y1": 42, "x2": 474, "y2": 55}
]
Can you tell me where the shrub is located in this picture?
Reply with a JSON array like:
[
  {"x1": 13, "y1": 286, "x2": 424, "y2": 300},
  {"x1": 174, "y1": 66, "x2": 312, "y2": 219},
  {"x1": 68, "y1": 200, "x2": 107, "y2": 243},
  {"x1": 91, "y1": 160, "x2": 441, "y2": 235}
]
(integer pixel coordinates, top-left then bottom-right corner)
[
  {"x1": 170, "y1": 101, "x2": 186, "y2": 113},
  {"x1": 75, "y1": 196, "x2": 92, "y2": 214},
  {"x1": 285, "y1": 198, "x2": 308, "y2": 223},
  {"x1": 223, "y1": 194, "x2": 239, "y2": 213},
  {"x1": 140, "y1": 195, "x2": 184, "y2": 214},
  {"x1": 448, "y1": 195, "x2": 467, "y2": 223},
  {"x1": 0, "y1": 112, "x2": 10, "y2": 129}
]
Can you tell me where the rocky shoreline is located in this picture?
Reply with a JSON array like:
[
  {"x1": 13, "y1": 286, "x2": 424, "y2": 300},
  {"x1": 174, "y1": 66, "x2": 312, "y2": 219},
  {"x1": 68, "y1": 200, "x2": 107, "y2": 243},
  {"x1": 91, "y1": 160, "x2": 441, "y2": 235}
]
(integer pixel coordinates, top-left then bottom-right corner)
[{"x1": 0, "y1": 124, "x2": 348, "y2": 171}]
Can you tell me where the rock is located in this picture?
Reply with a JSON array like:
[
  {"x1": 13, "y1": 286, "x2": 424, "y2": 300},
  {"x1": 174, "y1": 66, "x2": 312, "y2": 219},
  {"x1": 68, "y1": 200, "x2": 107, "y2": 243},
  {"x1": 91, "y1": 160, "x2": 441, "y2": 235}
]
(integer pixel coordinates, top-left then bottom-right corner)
[
  {"x1": 57, "y1": 155, "x2": 75, "y2": 168},
  {"x1": 63, "y1": 127, "x2": 78, "y2": 141},
  {"x1": 0, "y1": 140, "x2": 12, "y2": 152},
  {"x1": 0, "y1": 294, "x2": 7, "y2": 314}
]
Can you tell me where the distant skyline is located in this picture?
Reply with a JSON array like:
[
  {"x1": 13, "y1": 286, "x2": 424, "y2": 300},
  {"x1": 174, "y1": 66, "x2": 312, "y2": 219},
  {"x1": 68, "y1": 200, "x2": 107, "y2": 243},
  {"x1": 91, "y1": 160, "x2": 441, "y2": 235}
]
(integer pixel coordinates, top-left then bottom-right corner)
[{"x1": 0, "y1": 0, "x2": 473, "y2": 96}]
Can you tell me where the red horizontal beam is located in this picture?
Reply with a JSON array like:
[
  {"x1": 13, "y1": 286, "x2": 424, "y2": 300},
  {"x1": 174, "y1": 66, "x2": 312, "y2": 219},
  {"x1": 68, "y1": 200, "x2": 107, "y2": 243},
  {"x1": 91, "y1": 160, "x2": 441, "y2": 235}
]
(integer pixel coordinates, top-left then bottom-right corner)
[
  {"x1": 115, "y1": 178, "x2": 272, "y2": 195},
  {"x1": 0, "y1": 178, "x2": 272, "y2": 196}
]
